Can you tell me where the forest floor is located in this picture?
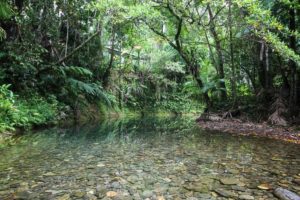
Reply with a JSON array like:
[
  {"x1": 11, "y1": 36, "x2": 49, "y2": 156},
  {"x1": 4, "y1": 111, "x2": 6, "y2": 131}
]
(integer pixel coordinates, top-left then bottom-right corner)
[{"x1": 197, "y1": 116, "x2": 300, "y2": 144}]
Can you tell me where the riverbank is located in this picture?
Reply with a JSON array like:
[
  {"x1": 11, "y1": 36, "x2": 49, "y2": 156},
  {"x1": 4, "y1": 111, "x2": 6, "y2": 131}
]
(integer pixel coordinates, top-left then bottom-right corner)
[{"x1": 197, "y1": 116, "x2": 300, "y2": 144}]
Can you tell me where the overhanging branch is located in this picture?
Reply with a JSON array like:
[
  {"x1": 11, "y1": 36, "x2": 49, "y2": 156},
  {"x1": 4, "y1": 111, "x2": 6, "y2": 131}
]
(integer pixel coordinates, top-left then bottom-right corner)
[{"x1": 55, "y1": 29, "x2": 102, "y2": 65}]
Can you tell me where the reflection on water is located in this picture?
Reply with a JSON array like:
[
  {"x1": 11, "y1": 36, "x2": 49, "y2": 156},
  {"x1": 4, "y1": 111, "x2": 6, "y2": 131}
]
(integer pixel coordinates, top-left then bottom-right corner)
[{"x1": 0, "y1": 117, "x2": 299, "y2": 200}]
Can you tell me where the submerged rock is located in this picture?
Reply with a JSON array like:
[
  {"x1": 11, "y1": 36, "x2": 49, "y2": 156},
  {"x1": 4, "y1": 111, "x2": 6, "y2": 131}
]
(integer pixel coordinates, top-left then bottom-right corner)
[
  {"x1": 214, "y1": 188, "x2": 237, "y2": 198},
  {"x1": 142, "y1": 190, "x2": 154, "y2": 198},
  {"x1": 274, "y1": 187, "x2": 300, "y2": 200},
  {"x1": 111, "y1": 181, "x2": 122, "y2": 189},
  {"x1": 55, "y1": 194, "x2": 70, "y2": 200},
  {"x1": 106, "y1": 191, "x2": 117, "y2": 198},
  {"x1": 14, "y1": 191, "x2": 31, "y2": 200},
  {"x1": 127, "y1": 175, "x2": 139, "y2": 183},
  {"x1": 257, "y1": 183, "x2": 271, "y2": 190},
  {"x1": 96, "y1": 184, "x2": 107, "y2": 198},
  {"x1": 239, "y1": 194, "x2": 255, "y2": 200},
  {"x1": 85, "y1": 193, "x2": 97, "y2": 200},
  {"x1": 186, "y1": 197, "x2": 198, "y2": 200},
  {"x1": 73, "y1": 190, "x2": 85, "y2": 198},
  {"x1": 10, "y1": 183, "x2": 21, "y2": 188},
  {"x1": 43, "y1": 172, "x2": 56, "y2": 176},
  {"x1": 184, "y1": 182, "x2": 210, "y2": 193},
  {"x1": 293, "y1": 179, "x2": 300, "y2": 185},
  {"x1": 157, "y1": 196, "x2": 165, "y2": 200},
  {"x1": 231, "y1": 185, "x2": 246, "y2": 192},
  {"x1": 220, "y1": 177, "x2": 241, "y2": 185},
  {"x1": 227, "y1": 168, "x2": 240, "y2": 174},
  {"x1": 197, "y1": 193, "x2": 212, "y2": 199}
]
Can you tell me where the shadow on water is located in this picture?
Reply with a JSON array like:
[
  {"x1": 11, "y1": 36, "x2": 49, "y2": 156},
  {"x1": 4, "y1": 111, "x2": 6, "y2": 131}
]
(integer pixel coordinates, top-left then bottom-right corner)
[{"x1": 0, "y1": 116, "x2": 300, "y2": 199}]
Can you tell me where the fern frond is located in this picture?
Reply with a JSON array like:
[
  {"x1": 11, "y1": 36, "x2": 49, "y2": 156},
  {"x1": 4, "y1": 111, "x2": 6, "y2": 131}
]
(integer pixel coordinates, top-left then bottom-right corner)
[
  {"x1": 67, "y1": 78, "x2": 111, "y2": 106},
  {"x1": 63, "y1": 66, "x2": 93, "y2": 78},
  {"x1": 0, "y1": 2, "x2": 13, "y2": 20}
]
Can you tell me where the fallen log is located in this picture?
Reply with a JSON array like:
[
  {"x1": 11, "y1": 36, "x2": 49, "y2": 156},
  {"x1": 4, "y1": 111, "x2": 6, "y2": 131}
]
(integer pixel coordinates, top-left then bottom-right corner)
[{"x1": 274, "y1": 188, "x2": 300, "y2": 200}]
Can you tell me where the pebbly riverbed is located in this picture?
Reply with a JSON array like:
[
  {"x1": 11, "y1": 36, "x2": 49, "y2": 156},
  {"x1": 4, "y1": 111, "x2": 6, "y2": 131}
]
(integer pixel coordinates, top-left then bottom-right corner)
[{"x1": 0, "y1": 117, "x2": 299, "y2": 200}]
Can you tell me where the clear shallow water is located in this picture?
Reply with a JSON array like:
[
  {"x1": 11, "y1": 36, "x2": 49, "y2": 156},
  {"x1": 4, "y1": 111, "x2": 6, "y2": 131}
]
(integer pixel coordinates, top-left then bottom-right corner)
[{"x1": 0, "y1": 117, "x2": 300, "y2": 200}]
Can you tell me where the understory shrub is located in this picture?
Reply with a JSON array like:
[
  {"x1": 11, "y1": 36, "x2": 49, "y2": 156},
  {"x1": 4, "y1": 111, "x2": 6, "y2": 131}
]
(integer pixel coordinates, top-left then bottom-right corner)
[{"x1": 0, "y1": 85, "x2": 61, "y2": 132}]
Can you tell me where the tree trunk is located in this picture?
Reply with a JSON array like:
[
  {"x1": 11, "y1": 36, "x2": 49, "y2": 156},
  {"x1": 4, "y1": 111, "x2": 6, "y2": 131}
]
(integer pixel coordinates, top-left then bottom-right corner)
[
  {"x1": 65, "y1": 19, "x2": 69, "y2": 57},
  {"x1": 228, "y1": 0, "x2": 237, "y2": 104},
  {"x1": 102, "y1": 27, "x2": 116, "y2": 88},
  {"x1": 288, "y1": 2, "x2": 298, "y2": 113},
  {"x1": 195, "y1": 76, "x2": 212, "y2": 109},
  {"x1": 277, "y1": 56, "x2": 290, "y2": 99},
  {"x1": 204, "y1": 30, "x2": 218, "y2": 72},
  {"x1": 146, "y1": 5, "x2": 212, "y2": 109},
  {"x1": 265, "y1": 45, "x2": 272, "y2": 89},
  {"x1": 258, "y1": 42, "x2": 272, "y2": 90},
  {"x1": 95, "y1": 21, "x2": 104, "y2": 80},
  {"x1": 208, "y1": 5, "x2": 227, "y2": 101},
  {"x1": 15, "y1": 0, "x2": 25, "y2": 13}
]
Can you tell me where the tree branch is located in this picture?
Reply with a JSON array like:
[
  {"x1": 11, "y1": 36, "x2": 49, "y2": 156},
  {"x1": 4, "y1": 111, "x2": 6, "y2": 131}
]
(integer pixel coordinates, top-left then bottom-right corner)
[{"x1": 55, "y1": 29, "x2": 102, "y2": 65}]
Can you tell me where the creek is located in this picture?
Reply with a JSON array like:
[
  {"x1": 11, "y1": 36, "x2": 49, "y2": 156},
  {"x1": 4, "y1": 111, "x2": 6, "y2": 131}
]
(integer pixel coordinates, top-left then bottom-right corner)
[{"x1": 0, "y1": 117, "x2": 299, "y2": 199}]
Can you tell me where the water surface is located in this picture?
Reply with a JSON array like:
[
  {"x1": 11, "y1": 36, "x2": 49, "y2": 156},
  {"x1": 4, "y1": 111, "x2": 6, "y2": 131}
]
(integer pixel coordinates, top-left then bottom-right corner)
[{"x1": 0, "y1": 117, "x2": 300, "y2": 200}]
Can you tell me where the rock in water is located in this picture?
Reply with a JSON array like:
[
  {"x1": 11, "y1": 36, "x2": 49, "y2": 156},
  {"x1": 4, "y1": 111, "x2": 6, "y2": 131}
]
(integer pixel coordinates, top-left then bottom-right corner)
[
  {"x1": 220, "y1": 177, "x2": 240, "y2": 185},
  {"x1": 73, "y1": 190, "x2": 85, "y2": 198},
  {"x1": 214, "y1": 189, "x2": 237, "y2": 198},
  {"x1": 257, "y1": 183, "x2": 271, "y2": 190},
  {"x1": 55, "y1": 194, "x2": 70, "y2": 200},
  {"x1": 239, "y1": 194, "x2": 255, "y2": 200},
  {"x1": 142, "y1": 190, "x2": 153, "y2": 198},
  {"x1": 14, "y1": 191, "x2": 31, "y2": 200},
  {"x1": 106, "y1": 191, "x2": 117, "y2": 198},
  {"x1": 274, "y1": 188, "x2": 300, "y2": 200}
]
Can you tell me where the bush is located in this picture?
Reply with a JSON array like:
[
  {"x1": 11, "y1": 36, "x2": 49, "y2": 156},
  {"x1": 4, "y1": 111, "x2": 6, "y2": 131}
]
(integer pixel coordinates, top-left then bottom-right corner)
[
  {"x1": 14, "y1": 94, "x2": 60, "y2": 127},
  {"x1": 155, "y1": 93, "x2": 204, "y2": 114},
  {"x1": 0, "y1": 84, "x2": 61, "y2": 132},
  {"x1": 0, "y1": 84, "x2": 17, "y2": 132}
]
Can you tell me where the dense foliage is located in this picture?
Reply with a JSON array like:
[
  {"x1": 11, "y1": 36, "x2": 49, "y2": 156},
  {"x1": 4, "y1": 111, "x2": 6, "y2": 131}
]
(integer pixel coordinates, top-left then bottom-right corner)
[{"x1": 0, "y1": 0, "x2": 299, "y2": 131}]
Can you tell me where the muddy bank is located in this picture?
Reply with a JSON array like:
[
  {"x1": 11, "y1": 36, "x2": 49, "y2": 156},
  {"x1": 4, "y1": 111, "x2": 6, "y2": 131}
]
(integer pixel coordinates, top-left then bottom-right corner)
[{"x1": 197, "y1": 117, "x2": 300, "y2": 144}]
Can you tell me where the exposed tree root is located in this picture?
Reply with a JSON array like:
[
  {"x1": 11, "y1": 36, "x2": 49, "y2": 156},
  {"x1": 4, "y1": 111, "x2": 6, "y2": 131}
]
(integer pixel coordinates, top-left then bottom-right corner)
[{"x1": 268, "y1": 95, "x2": 288, "y2": 126}]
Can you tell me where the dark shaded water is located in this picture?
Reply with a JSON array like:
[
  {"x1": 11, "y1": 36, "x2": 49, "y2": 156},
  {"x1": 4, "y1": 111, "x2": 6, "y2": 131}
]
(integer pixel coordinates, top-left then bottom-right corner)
[{"x1": 0, "y1": 117, "x2": 299, "y2": 200}]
